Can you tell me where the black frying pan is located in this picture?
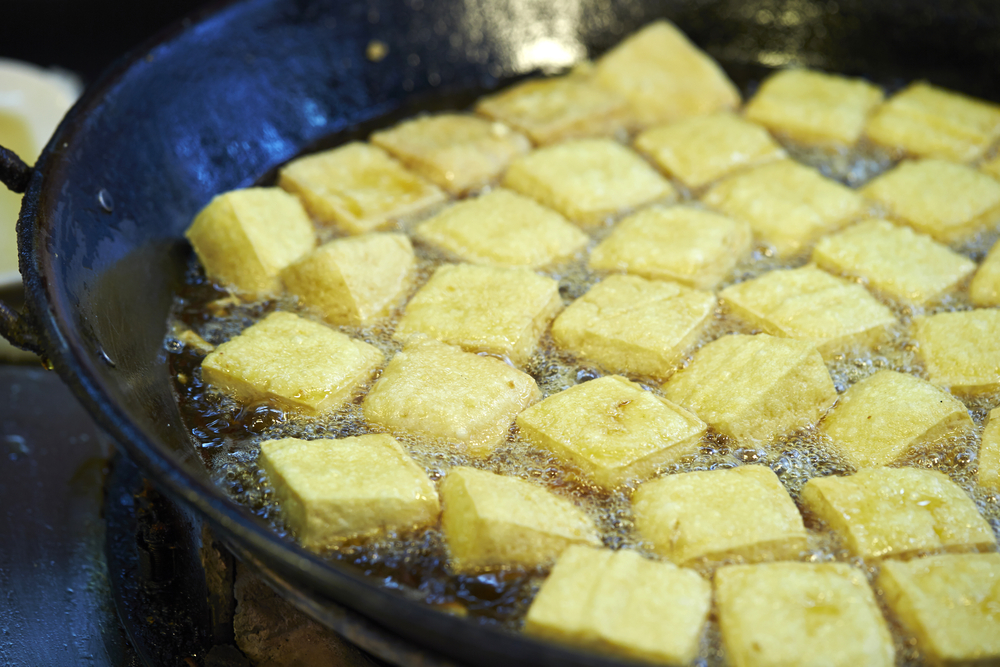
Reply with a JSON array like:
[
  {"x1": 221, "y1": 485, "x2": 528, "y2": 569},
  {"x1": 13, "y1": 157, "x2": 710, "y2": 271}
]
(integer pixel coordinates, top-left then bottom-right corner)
[{"x1": 2, "y1": 0, "x2": 1000, "y2": 664}]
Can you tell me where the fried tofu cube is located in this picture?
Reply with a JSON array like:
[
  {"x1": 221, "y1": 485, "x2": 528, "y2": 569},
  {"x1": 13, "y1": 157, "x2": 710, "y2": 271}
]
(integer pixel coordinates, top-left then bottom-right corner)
[
  {"x1": 812, "y1": 219, "x2": 976, "y2": 305},
  {"x1": 362, "y1": 337, "x2": 540, "y2": 456},
  {"x1": 475, "y1": 75, "x2": 630, "y2": 145},
  {"x1": 634, "y1": 113, "x2": 786, "y2": 189},
  {"x1": 913, "y1": 309, "x2": 1000, "y2": 395},
  {"x1": 980, "y1": 408, "x2": 1000, "y2": 490},
  {"x1": 440, "y1": 467, "x2": 599, "y2": 573},
  {"x1": 185, "y1": 188, "x2": 316, "y2": 298},
  {"x1": 394, "y1": 263, "x2": 561, "y2": 365},
  {"x1": 703, "y1": 160, "x2": 867, "y2": 256},
  {"x1": 593, "y1": 20, "x2": 741, "y2": 128},
  {"x1": 280, "y1": 233, "x2": 414, "y2": 325},
  {"x1": 502, "y1": 139, "x2": 676, "y2": 226},
  {"x1": 278, "y1": 142, "x2": 447, "y2": 235},
  {"x1": 744, "y1": 69, "x2": 884, "y2": 146},
  {"x1": 524, "y1": 546, "x2": 711, "y2": 665},
  {"x1": 801, "y1": 467, "x2": 994, "y2": 559},
  {"x1": 861, "y1": 159, "x2": 1000, "y2": 243},
  {"x1": 516, "y1": 375, "x2": 707, "y2": 489},
  {"x1": 258, "y1": 434, "x2": 439, "y2": 549},
  {"x1": 879, "y1": 553, "x2": 1000, "y2": 666},
  {"x1": 551, "y1": 274, "x2": 716, "y2": 378},
  {"x1": 720, "y1": 266, "x2": 896, "y2": 358},
  {"x1": 970, "y1": 238, "x2": 1000, "y2": 307},
  {"x1": 201, "y1": 311, "x2": 383, "y2": 415},
  {"x1": 865, "y1": 82, "x2": 1000, "y2": 162},
  {"x1": 413, "y1": 189, "x2": 588, "y2": 268},
  {"x1": 820, "y1": 370, "x2": 974, "y2": 469},
  {"x1": 663, "y1": 334, "x2": 837, "y2": 442},
  {"x1": 716, "y1": 562, "x2": 894, "y2": 667},
  {"x1": 589, "y1": 205, "x2": 752, "y2": 290},
  {"x1": 369, "y1": 114, "x2": 531, "y2": 195}
]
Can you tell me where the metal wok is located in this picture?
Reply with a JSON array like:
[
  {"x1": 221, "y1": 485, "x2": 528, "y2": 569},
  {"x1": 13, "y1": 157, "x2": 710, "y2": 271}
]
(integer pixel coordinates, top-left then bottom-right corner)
[{"x1": 1, "y1": 0, "x2": 999, "y2": 664}]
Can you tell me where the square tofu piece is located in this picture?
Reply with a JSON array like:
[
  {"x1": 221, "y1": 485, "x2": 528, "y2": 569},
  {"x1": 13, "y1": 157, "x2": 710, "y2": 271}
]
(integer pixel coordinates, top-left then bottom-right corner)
[
  {"x1": 201, "y1": 311, "x2": 383, "y2": 416},
  {"x1": 278, "y1": 142, "x2": 447, "y2": 235},
  {"x1": 801, "y1": 467, "x2": 994, "y2": 559},
  {"x1": 258, "y1": 434, "x2": 439, "y2": 549},
  {"x1": 879, "y1": 553, "x2": 1000, "y2": 666},
  {"x1": 524, "y1": 546, "x2": 711, "y2": 665},
  {"x1": 720, "y1": 266, "x2": 896, "y2": 358},
  {"x1": 185, "y1": 187, "x2": 316, "y2": 298},
  {"x1": 502, "y1": 139, "x2": 676, "y2": 226},
  {"x1": 980, "y1": 408, "x2": 1000, "y2": 490},
  {"x1": 913, "y1": 309, "x2": 1000, "y2": 395},
  {"x1": 475, "y1": 75, "x2": 630, "y2": 145},
  {"x1": 861, "y1": 159, "x2": 1000, "y2": 243},
  {"x1": 663, "y1": 334, "x2": 837, "y2": 443},
  {"x1": 516, "y1": 375, "x2": 707, "y2": 489},
  {"x1": 440, "y1": 467, "x2": 599, "y2": 573},
  {"x1": 716, "y1": 562, "x2": 894, "y2": 667},
  {"x1": 865, "y1": 82, "x2": 1000, "y2": 162},
  {"x1": 970, "y1": 238, "x2": 1000, "y2": 307},
  {"x1": 413, "y1": 189, "x2": 588, "y2": 269},
  {"x1": 589, "y1": 205, "x2": 752, "y2": 290},
  {"x1": 703, "y1": 160, "x2": 867, "y2": 256},
  {"x1": 280, "y1": 233, "x2": 414, "y2": 325},
  {"x1": 633, "y1": 466, "x2": 808, "y2": 565},
  {"x1": 551, "y1": 274, "x2": 716, "y2": 378},
  {"x1": 370, "y1": 114, "x2": 530, "y2": 195},
  {"x1": 362, "y1": 337, "x2": 540, "y2": 456},
  {"x1": 394, "y1": 263, "x2": 561, "y2": 365},
  {"x1": 593, "y1": 20, "x2": 741, "y2": 128},
  {"x1": 820, "y1": 370, "x2": 974, "y2": 469},
  {"x1": 812, "y1": 219, "x2": 976, "y2": 305},
  {"x1": 744, "y1": 69, "x2": 884, "y2": 146},
  {"x1": 634, "y1": 113, "x2": 786, "y2": 189}
]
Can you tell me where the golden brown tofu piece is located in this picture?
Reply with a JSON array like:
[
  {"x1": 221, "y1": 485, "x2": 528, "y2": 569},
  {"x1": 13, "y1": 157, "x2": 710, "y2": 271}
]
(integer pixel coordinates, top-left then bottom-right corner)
[
  {"x1": 370, "y1": 114, "x2": 531, "y2": 195},
  {"x1": 912, "y1": 309, "x2": 1000, "y2": 395},
  {"x1": 185, "y1": 187, "x2": 316, "y2": 298},
  {"x1": 201, "y1": 311, "x2": 383, "y2": 416},
  {"x1": 970, "y1": 237, "x2": 1000, "y2": 307},
  {"x1": 278, "y1": 142, "x2": 447, "y2": 234},
  {"x1": 516, "y1": 375, "x2": 707, "y2": 489},
  {"x1": 801, "y1": 467, "x2": 994, "y2": 559},
  {"x1": 980, "y1": 408, "x2": 1000, "y2": 490}
]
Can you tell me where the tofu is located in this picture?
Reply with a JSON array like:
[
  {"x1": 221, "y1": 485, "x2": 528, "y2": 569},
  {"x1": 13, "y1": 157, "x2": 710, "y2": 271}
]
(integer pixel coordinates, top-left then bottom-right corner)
[
  {"x1": 635, "y1": 113, "x2": 786, "y2": 189},
  {"x1": 362, "y1": 336, "x2": 540, "y2": 456},
  {"x1": 970, "y1": 238, "x2": 1000, "y2": 307},
  {"x1": 592, "y1": 20, "x2": 741, "y2": 128},
  {"x1": 439, "y1": 467, "x2": 599, "y2": 573},
  {"x1": 588, "y1": 205, "x2": 752, "y2": 290},
  {"x1": 865, "y1": 82, "x2": 1000, "y2": 162},
  {"x1": 185, "y1": 188, "x2": 316, "y2": 298},
  {"x1": 878, "y1": 553, "x2": 1000, "y2": 666},
  {"x1": 861, "y1": 159, "x2": 1000, "y2": 243},
  {"x1": 800, "y1": 467, "x2": 994, "y2": 559},
  {"x1": 475, "y1": 75, "x2": 630, "y2": 145},
  {"x1": 394, "y1": 263, "x2": 561, "y2": 365},
  {"x1": 820, "y1": 370, "x2": 974, "y2": 469},
  {"x1": 502, "y1": 139, "x2": 676, "y2": 226},
  {"x1": 812, "y1": 219, "x2": 976, "y2": 305},
  {"x1": 663, "y1": 334, "x2": 837, "y2": 443},
  {"x1": 551, "y1": 274, "x2": 716, "y2": 378},
  {"x1": 720, "y1": 266, "x2": 897, "y2": 358},
  {"x1": 524, "y1": 546, "x2": 711, "y2": 665},
  {"x1": 980, "y1": 408, "x2": 1000, "y2": 490},
  {"x1": 716, "y1": 562, "x2": 895, "y2": 667},
  {"x1": 744, "y1": 69, "x2": 884, "y2": 146},
  {"x1": 633, "y1": 466, "x2": 808, "y2": 565},
  {"x1": 413, "y1": 188, "x2": 588, "y2": 269},
  {"x1": 912, "y1": 309, "x2": 1000, "y2": 395},
  {"x1": 201, "y1": 311, "x2": 383, "y2": 416},
  {"x1": 258, "y1": 434, "x2": 439, "y2": 549},
  {"x1": 280, "y1": 233, "x2": 414, "y2": 325},
  {"x1": 278, "y1": 142, "x2": 447, "y2": 234},
  {"x1": 516, "y1": 375, "x2": 707, "y2": 489},
  {"x1": 703, "y1": 160, "x2": 867, "y2": 256},
  {"x1": 370, "y1": 114, "x2": 531, "y2": 195}
]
